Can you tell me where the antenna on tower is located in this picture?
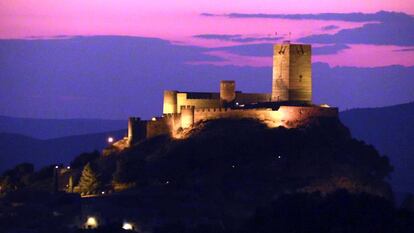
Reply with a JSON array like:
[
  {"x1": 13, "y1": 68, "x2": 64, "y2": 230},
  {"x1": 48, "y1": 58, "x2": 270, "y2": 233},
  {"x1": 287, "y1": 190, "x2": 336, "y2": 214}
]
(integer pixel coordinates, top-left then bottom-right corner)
[
  {"x1": 282, "y1": 32, "x2": 291, "y2": 44},
  {"x1": 270, "y1": 32, "x2": 278, "y2": 40}
]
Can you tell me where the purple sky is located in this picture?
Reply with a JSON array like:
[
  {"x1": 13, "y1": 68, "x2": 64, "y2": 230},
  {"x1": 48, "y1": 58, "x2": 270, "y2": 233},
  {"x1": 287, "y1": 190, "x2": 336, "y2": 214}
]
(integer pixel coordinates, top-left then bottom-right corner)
[
  {"x1": 1, "y1": 1, "x2": 414, "y2": 67},
  {"x1": 0, "y1": 1, "x2": 414, "y2": 119}
]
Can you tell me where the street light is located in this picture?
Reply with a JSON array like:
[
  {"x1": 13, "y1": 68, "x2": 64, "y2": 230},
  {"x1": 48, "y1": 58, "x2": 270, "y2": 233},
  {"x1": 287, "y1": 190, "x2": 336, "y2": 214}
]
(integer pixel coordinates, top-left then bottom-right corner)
[
  {"x1": 122, "y1": 222, "x2": 134, "y2": 230},
  {"x1": 107, "y1": 137, "x2": 114, "y2": 143},
  {"x1": 85, "y1": 217, "x2": 98, "y2": 229}
]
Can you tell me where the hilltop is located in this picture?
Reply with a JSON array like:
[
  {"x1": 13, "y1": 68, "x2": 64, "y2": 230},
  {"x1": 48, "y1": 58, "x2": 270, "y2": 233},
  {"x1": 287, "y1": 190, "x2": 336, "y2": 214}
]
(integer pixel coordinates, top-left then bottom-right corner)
[
  {"x1": 0, "y1": 117, "x2": 407, "y2": 232},
  {"x1": 81, "y1": 118, "x2": 393, "y2": 226},
  {"x1": 118, "y1": 117, "x2": 392, "y2": 192}
]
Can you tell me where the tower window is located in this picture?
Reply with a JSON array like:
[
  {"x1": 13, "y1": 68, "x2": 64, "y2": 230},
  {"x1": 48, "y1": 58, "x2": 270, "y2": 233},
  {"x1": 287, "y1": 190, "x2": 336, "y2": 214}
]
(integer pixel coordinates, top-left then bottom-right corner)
[{"x1": 299, "y1": 75, "x2": 303, "y2": 82}]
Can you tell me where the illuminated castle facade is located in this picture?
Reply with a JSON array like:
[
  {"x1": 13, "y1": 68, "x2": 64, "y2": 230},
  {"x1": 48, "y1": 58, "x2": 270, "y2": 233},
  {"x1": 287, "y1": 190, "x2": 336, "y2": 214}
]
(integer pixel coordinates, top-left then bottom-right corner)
[{"x1": 114, "y1": 42, "x2": 337, "y2": 149}]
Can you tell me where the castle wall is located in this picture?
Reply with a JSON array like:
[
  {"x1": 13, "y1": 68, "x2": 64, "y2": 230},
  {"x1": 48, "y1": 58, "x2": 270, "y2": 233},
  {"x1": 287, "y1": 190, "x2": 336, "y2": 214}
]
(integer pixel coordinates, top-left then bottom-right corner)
[
  {"x1": 146, "y1": 114, "x2": 182, "y2": 138},
  {"x1": 235, "y1": 93, "x2": 272, "y2": 104},
  {"x1": 146, "y1": 118, "x2": 171, "y2": 138},
  {"x1": 129, "y1": 105, "x2": 338, "y2": 142},
  {"x1": 194, "y1": 108, "x2": 285, "y2": 128},
  {"x1": 276, "y1": 106, "x2": 337, "y2": 127},
  {"x1": 194, "y1": 106, "x2": 337, "y2": 128},
  {"x1": 164, "y1": 84, "x2": 274, "y2": 115},
  {"x1": 176, "y1": 92, "x2": 221, "y2": 113},
  {"x1": 128, "y1": 117, "x2": 147, "y2": 145},
  {"x1": 180, "y1": 106, "x2": 195, "y2": 128}
]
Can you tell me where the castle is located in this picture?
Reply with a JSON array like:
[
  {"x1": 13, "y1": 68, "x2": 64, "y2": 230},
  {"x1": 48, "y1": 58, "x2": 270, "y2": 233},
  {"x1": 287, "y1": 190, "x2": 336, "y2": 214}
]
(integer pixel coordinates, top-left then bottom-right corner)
[{"x1": 113, "y1": 42, "x2": 338, "y2": 149}]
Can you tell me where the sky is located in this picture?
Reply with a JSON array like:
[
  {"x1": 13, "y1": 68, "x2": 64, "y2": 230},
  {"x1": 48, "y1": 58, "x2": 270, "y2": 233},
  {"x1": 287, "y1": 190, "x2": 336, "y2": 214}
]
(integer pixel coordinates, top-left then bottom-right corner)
[{"x1": 0, "y1": 1, "x2": 414, "y2": 119}]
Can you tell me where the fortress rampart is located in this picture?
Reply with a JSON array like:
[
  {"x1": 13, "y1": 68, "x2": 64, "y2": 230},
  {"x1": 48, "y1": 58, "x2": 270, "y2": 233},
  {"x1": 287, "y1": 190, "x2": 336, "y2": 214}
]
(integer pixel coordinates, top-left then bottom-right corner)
[
  {"x1": 112, "y1": 42, "x2": 340, "y2": 147},
  {"x1": 162, "y1": 81, "x2": 272, "y2": 114},
  {"x1": 193, "y1": 105, "x2": 337, "y2": 128},
  {"x1": 125, "y1": 105, "x2": 338, "y2": 145}
]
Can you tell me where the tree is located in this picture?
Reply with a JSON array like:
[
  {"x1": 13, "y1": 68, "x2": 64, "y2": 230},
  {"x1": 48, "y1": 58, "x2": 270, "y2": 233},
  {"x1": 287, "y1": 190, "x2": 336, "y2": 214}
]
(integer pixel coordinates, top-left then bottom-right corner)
[
  {"x1": 77, "y1": 163, "x2": 102, "y2": 194},
  {"x1": 0, "y1": 163, "x2": 34, "y2": 192},
  {"x1": 0, "y1": 176, "x2": 15, "y2": 194}
]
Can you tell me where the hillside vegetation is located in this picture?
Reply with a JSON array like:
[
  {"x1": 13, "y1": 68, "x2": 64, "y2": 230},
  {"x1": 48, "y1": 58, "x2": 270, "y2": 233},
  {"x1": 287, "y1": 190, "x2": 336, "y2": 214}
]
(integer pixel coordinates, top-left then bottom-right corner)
[{"x1": 0, "y1": 118, "x2": 407, "y2": 232}]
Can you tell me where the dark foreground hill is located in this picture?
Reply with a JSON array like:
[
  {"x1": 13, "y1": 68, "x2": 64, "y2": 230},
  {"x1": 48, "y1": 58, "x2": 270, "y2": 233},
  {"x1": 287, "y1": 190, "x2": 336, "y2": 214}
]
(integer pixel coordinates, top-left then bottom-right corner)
[
  {"x1": 340, "y1": 102, "x2": 414, "y2": 194},
  {"x1": 115, "y1": 118, "x2": 392, "y2": 197},
  {"x1": 0, "y1": 115, "x2": 126, "y2": 139},
  {"x1": 0, "y1": 129, "x2": 126, "y2": 172},
  {"x1": 79, "y1": 118, "x2": 393, "y2": 228},
  {"x1": 1, "y1": 118, "x2": 412, "y2": 233}
]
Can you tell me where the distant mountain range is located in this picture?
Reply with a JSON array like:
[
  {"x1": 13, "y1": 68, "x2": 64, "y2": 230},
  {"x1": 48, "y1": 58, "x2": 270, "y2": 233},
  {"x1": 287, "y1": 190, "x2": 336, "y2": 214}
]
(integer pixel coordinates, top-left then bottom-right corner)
[
  {"x1": 0, "y1": 116, "x2": 127, "y2": 172},
  {"x1": 0, "y1": 130, "x2": 126, "y2": 172},
  {"x1": 340, "y1": 102, "x2": 414, "y2": 195},
  {"x1": 0, "y1": 115, "x2": 126, "y2": 139}
]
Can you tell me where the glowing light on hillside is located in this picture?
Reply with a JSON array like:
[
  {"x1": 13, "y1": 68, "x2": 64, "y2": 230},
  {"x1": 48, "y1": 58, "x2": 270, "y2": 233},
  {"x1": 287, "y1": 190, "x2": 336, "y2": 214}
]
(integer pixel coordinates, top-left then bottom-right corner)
[
  {"x1": 55, "y1": 165, "x2": 59, "y2": 169},
  {"x1": 152, "y1": 117, "x2": 157, "y2": 121},
  {"x1": 85, "y1": 217, "x2": 98, "y2": 229},
  {"x1": 107, "y1": 137, "x2": 114, "y2": 143},
  {"x1": 67, "y1": 166, "x2": 71, "y2": 169},
  {"x1": 122, "y1": 222, "x2": 134, "y2": 230}
]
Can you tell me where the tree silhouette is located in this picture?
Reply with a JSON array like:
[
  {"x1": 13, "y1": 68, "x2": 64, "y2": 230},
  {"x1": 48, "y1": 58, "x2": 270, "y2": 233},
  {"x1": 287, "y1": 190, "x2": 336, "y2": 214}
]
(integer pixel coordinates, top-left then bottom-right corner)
[
  {"x1": 0, "y1": 176, "x2": 15, "y2": 193},
  {"x1": 77, "y1": 162, "x2": 102, "y2": 194}
]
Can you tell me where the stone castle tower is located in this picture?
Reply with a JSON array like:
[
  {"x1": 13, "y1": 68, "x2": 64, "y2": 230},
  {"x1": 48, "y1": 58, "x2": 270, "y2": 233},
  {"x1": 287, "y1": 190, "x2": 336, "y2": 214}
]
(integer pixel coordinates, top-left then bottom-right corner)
[{"x1": 271, "y1": 43, "x2": 312, "y2": 103}]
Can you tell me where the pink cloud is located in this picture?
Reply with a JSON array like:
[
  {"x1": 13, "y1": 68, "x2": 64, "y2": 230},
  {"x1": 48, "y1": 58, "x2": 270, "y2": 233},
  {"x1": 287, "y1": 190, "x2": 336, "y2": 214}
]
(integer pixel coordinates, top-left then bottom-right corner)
[
  {"x1": 192, "y1": 44, "x2": 414, "y2": 68},
  {"x1": 1, "y1": 1, "x2": 414, "y2": 68},
  {"x1": 314, "y1": 44, "x2": 414, "y2": 67},
  {"x1": 1, "y1": 0, "x2": 412, "y2": 39}
]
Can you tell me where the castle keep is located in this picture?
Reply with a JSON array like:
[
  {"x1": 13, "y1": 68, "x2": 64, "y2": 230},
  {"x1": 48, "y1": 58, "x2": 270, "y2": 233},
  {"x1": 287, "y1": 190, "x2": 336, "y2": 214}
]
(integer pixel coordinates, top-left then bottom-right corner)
[{"x1": 115, "y1": 42, "x2": 338, "y2": 148}]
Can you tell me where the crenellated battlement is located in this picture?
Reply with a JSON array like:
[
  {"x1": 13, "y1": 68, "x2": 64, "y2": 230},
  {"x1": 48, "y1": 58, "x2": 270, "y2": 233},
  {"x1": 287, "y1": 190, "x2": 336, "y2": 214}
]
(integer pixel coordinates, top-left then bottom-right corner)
[
  {"x1": 195, "y1": 107, "x2": 231, "y2": 112},
  {"x1": 163, "y1": 113, "x2": 180, "y2": 118},
  {"x1": 180, "y1": 105, "x2": 195, "y2": 110}
]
